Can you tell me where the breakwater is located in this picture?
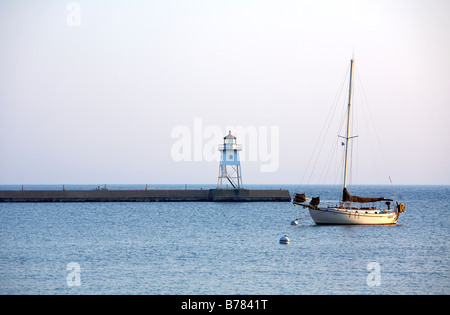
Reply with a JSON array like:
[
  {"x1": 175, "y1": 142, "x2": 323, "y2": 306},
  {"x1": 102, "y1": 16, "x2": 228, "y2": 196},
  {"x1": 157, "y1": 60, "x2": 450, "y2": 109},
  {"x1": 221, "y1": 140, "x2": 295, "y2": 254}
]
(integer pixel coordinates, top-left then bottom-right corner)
[{"x1": 0, "y1": 189, "x2": 291, "y2": 202}]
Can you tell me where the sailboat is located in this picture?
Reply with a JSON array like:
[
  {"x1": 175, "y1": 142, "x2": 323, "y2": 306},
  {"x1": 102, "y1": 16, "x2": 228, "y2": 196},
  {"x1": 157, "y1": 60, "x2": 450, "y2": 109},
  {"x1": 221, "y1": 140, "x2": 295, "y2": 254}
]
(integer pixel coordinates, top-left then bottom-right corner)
[{"x1": 293, "y1": 59, "x2": 405, "y2": 225}]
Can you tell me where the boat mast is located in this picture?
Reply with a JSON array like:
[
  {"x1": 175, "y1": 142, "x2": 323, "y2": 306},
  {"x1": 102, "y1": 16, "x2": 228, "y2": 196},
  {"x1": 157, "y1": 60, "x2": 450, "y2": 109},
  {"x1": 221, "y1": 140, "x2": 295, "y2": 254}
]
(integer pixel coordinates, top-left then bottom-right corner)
[{"x1": 343, "y1": 59, "x2": 355, "y2": 190}]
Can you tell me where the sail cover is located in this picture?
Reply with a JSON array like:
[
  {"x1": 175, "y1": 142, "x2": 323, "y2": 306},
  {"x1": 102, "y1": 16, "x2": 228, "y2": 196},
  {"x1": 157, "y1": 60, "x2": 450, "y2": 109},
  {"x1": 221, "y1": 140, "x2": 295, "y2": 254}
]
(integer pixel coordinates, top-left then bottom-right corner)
[{"x1": 342, "y1": 188, "x2": 392, "y2": 203}]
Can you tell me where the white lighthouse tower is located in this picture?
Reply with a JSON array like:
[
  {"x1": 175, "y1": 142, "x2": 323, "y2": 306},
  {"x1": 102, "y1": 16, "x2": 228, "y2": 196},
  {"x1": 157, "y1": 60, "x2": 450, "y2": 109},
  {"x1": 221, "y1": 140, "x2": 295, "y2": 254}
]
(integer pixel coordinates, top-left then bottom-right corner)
[{"x1": 217, "y1": 131, "x2": 243, "y2": 189}]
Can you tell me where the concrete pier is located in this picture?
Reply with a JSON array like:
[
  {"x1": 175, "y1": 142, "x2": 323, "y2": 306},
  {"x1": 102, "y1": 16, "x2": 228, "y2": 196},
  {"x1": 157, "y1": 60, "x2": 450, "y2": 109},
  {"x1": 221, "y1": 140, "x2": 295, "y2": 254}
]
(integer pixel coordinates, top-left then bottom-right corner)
[{"x1": 0, "y1": 189, "x2": 291, "y2": 202}]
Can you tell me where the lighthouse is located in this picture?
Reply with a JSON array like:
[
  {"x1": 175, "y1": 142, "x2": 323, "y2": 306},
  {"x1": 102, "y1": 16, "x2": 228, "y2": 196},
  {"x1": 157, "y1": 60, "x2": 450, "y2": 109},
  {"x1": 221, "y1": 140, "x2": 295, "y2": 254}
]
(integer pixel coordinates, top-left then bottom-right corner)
[{"x1": 217, "y1": 131, "x2": 243, "y2": 189}]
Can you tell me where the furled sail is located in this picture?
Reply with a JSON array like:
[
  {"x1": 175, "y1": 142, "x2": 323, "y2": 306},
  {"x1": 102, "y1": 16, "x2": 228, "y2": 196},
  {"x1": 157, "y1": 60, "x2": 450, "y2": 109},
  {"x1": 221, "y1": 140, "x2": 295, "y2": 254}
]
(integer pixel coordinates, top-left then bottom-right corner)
[
  {"x1": 292, "y1": 193, "x2": 320, "y2": 209},
  {"x1": 293, "y1": 193, "x2": 306, "y2": 203},
  {"x1": 310, "y1": 197, "x2": 320, "y2": 206},
  {"x1": 342, "y1": 188, "x2": 392, "y2": 203}
]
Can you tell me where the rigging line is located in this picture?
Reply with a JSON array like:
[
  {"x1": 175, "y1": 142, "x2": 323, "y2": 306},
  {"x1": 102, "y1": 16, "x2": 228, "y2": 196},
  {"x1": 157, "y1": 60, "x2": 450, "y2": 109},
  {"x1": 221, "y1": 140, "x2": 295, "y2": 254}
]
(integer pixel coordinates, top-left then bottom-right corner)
[
  {"x1": 351, "y1": 77, "x2": 362, "y2": 195},
  {"x1": 318, "y1": 136, "x2": 340, "y2": 186},
  {"x1": 304, "y1": 64, "x2": 350, "y2": 186},
  {"x1": 389, "y1": 176, "x2": 399, "y2": 203},
  {"x1": 300, "y1": 66, "x2": 349, "y2": 186},
  {"x1": 349, "y1": 131, "x2": 354, "y2": 189},
  {"x1": 293, "y1": 215, "x2": 310, "y2": 221},
  {"x1": 338, "y1": 95, "x2": 349, "y2": 138},
  {"x1": 354, "y1": 120, "x2": 360, "y2": 195},
  {"x1": 348, "y1": 80, "x2": 356, "y2": 190},
  {"x1": 334, "y1": 141, "x2": 346, "y2": 188},
  {"x1": 331, "y1": 81, "x2": 350, "y2": 196},
  {"x1": 355, "y1": 66, "x2": 393, "y2": 190},
  {"x1": 356, "y1": 68, "x2": 383, "y2": 194}
]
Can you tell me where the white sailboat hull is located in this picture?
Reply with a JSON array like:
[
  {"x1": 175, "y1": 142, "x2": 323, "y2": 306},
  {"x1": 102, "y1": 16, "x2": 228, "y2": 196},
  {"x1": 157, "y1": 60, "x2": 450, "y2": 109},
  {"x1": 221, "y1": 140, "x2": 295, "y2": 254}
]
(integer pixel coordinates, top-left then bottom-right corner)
[{"x1": 309, "y1": 207, "x2": 399, "y2": 225}]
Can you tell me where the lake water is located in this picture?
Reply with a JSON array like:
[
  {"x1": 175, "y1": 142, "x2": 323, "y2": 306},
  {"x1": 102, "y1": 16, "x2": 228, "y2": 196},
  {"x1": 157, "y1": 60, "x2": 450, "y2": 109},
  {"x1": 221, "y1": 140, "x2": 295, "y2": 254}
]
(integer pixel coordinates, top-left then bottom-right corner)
[{"x1": 0, "y1": 185, "x2": 448, "y2": 295}]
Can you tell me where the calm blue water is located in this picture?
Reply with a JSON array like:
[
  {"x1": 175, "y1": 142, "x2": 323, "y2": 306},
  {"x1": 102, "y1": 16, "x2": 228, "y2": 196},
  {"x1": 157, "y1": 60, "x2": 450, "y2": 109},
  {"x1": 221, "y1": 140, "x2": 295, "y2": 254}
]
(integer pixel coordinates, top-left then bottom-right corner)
[{"x1": 0, "y1": 185, "x2": 448, "y2": 295}]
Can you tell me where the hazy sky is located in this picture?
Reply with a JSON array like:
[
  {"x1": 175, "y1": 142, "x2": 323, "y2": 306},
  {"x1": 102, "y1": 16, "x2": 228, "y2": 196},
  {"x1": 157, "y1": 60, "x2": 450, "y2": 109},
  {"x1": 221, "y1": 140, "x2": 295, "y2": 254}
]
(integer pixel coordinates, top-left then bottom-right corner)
[{"x1": 0, "y1": 0, "x2": 449, "y2": 185}]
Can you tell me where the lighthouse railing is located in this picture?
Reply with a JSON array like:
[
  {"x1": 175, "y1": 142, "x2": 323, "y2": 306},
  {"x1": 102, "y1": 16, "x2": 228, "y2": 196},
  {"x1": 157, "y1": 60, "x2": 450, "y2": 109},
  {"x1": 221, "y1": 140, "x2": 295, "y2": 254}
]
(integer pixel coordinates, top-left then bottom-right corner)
[{"x1": 218, "y1": 144, "x2": 242, "y2": 151}]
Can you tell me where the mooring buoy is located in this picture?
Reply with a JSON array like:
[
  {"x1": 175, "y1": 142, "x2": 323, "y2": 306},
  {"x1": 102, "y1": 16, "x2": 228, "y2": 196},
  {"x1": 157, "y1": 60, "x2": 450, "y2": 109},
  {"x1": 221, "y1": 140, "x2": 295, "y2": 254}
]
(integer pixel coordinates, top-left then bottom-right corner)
[{"x1": 279, "y1": 235, "x2": 290, "y2": 244}]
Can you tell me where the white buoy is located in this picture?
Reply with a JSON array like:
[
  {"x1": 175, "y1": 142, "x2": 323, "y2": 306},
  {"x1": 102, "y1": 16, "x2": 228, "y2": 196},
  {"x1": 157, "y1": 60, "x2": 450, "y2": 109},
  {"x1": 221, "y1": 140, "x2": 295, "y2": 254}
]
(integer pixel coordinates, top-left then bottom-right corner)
[
  {"x1": 290, "y1": 220, "x2": 298, "y2": 225},
  {"x1": 279, "y1": 235, "x2": 290, "y2": 244}
]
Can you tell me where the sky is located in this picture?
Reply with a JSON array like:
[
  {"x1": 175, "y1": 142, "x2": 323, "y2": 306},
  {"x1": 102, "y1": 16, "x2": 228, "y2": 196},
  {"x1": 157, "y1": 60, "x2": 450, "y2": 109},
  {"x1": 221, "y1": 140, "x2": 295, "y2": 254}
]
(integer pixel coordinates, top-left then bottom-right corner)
[{"x1": 0, "y1": 0, "x2": 449, "y2": 185}]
